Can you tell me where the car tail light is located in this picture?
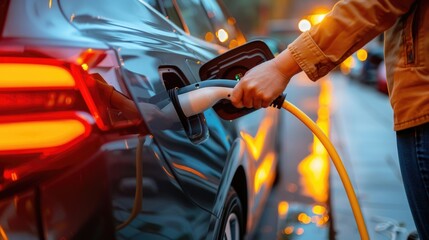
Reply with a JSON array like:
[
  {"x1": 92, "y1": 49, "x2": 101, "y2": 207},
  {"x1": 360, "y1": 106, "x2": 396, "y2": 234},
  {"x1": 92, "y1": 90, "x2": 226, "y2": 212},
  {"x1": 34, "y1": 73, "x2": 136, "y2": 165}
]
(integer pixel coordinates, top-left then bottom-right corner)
[
  {"x1": 0, "y1": 46, "x2": 139, "y2": 190},
  {"x1": 0, "y1": 112, "x2": 92, "y2": 154}
]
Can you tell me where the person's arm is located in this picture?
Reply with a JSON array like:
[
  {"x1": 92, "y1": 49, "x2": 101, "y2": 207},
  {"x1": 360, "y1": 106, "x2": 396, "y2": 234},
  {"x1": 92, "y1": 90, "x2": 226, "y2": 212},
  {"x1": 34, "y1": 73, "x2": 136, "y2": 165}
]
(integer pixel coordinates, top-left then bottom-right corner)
[
  {"x1": 231, "y1": 0, "x2": 416, "y2": 109},
  {"x1": 290, "y1": 0, "x2": 416, "y2": 80}
]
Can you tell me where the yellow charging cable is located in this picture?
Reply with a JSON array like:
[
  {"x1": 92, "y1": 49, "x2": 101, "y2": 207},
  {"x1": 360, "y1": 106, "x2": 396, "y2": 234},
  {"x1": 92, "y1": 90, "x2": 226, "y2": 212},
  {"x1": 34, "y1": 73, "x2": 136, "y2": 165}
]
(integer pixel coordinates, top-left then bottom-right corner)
[
  {"x1": 282, "y1": 100, "x2": 370, "y2": 240},
  {"x1": 116, "y1": 80, "x2": 370, "y2": 238},
  {"x1": 116, "y1": 137, "x2": 144, "y2": 230}
]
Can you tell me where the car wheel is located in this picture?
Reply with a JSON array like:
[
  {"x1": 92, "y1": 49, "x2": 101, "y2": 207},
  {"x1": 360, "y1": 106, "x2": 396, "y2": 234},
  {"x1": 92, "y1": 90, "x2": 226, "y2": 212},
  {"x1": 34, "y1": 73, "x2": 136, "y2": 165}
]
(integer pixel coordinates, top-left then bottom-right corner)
[{"x1": 219, "y1": 188, "x2": 243, "y2": 240}]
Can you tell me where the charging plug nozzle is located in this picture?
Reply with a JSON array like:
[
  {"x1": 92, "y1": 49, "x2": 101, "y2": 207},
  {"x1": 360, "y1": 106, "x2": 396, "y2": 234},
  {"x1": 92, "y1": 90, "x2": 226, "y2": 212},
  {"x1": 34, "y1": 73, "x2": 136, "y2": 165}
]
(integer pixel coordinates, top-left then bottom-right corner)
[{"x1": 168, "y1": 79, "x2": 285, "y2": 119}]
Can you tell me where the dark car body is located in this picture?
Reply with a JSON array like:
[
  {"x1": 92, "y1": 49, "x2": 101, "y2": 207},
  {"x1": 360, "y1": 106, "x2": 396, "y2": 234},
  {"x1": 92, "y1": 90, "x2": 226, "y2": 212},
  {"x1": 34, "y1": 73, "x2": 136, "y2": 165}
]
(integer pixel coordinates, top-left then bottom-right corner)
[{"x1": 0, "y1": 0, "x2": 280, "y2": 239}]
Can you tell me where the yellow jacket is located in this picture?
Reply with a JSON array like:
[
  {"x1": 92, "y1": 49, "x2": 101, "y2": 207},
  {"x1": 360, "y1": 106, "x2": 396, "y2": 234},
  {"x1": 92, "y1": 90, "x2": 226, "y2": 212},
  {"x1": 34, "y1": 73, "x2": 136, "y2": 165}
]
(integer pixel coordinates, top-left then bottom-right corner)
[{"x1": 288, "y1": 0, "x2": 428, "y2": 131}]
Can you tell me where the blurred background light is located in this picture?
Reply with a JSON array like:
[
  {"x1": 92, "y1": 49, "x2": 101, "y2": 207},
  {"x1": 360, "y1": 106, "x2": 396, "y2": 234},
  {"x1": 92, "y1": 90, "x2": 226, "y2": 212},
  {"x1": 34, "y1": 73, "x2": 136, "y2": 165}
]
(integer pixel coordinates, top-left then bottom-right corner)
[
  {"x1": 298, "y1": 19, "x2": 312, "y2": 32},
  {"x1": 216, "y1": 28, "x2": 229, "y2": 42},
  {"x1": 356, "y1": 49, "x2": 368, "y2": 62}
]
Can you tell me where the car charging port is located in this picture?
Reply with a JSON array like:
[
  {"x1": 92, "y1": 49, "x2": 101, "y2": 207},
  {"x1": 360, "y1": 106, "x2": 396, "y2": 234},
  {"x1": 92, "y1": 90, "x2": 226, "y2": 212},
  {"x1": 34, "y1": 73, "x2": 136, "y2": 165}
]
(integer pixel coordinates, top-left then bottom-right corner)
[{"x1": 159, "y1": 67, "x2": 209, "y2": 144}]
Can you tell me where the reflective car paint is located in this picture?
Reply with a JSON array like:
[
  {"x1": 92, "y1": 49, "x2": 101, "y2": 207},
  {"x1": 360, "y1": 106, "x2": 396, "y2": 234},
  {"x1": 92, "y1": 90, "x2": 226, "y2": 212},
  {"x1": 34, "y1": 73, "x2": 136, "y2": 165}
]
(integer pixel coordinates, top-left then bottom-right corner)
[{"x1": 0, "y1": 0, "x2": 280, "y2": 239}]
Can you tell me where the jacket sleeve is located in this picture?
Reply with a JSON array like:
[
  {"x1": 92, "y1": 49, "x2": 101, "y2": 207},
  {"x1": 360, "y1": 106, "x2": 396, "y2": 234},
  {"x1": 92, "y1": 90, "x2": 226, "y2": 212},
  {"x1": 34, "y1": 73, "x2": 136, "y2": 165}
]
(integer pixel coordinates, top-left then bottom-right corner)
[{"x1": 288, "y1": 0, "x2": 416, "y2": 81}]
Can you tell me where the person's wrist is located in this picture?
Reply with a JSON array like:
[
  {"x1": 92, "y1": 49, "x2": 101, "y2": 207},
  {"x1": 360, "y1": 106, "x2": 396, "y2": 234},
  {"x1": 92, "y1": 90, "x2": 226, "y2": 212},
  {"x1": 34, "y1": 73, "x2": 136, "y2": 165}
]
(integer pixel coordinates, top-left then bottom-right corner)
[{"x1": 272, "y1": 49, "x2": 301, "y2": 80}]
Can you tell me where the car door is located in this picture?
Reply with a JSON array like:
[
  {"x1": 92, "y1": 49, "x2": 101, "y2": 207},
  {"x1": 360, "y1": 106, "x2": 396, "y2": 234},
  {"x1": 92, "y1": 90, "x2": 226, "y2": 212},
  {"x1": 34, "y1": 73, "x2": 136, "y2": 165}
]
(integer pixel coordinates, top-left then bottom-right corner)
[
  {"x1": 142, "y1": 0, "x2": 282, "y2": 235},
  {"x1": 197, "y1": 40, "x2": 282, "y2": 233}
]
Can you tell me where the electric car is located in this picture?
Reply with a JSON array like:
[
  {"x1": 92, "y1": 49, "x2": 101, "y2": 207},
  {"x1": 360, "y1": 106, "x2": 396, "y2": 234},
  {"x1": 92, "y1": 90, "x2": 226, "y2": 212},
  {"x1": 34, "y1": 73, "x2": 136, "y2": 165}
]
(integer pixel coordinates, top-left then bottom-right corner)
[{"x1": 0, "y1": 0, "x2": 281, "y2": 239}]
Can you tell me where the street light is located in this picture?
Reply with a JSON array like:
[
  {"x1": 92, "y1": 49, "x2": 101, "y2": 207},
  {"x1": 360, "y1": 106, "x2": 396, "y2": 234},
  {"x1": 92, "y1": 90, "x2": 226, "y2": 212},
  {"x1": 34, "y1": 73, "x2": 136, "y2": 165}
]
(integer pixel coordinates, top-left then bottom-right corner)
[
  {"x1": 298, "y1": 13, "x2": 327, "y2": 32},
  {"x1": 298, "y1": 19, "x2": 311, "y2": 32}
]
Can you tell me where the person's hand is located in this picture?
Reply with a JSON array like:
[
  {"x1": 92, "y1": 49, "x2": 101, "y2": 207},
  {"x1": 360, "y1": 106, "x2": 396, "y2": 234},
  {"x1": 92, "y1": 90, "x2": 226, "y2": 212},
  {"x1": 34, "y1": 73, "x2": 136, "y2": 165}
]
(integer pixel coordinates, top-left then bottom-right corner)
[{"x1": 230, "y1": 49, "x2": 301, "y2": 109}]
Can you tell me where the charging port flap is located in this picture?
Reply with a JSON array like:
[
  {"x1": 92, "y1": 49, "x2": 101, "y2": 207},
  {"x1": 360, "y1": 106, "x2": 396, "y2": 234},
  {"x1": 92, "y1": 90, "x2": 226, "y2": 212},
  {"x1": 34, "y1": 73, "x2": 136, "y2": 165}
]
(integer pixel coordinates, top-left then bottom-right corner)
[{"x1": 199, "y1": 40, "x2": 274, "y2": 120}]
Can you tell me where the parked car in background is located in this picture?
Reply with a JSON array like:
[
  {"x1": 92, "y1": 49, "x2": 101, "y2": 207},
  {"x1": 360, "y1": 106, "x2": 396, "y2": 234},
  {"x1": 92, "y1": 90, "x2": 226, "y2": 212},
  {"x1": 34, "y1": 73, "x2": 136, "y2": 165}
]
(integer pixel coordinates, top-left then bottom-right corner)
[
  {"x1": 359, "y1": 43, "x2": 383, "y2": 84},
  {"x1": 377, "y1": 60, "x2": 388, "y2": 94},
  {"x1": 340, "y1": 35, "x2": 384, "y2": 86},
  {"x1": 0, "y1": 0, "x2": 280, "y2": 239},
  {"x1": 340, "y1": 52, "x2": 364, "y2": 79}
]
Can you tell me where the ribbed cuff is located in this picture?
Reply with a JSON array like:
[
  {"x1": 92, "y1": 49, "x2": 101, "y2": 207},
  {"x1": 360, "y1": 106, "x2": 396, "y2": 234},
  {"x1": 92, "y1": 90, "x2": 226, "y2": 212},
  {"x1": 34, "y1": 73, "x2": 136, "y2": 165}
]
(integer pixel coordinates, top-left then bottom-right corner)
[{"x1": 287, "y1": 31, "x2": 330, "y2": 81}]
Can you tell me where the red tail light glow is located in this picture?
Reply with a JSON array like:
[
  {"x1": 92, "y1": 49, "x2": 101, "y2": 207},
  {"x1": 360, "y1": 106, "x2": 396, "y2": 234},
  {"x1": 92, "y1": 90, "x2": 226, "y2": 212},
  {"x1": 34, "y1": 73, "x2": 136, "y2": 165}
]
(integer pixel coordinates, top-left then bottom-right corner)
[
  {"x1": 0, "y1": 46, "x2": 139, "y2": 190},
  {"x1": 0, "y1": 59, "x2": 92, "y2": 155},
  {"x1": 0, "y1": 63, "x2": 75, "y2": 88},
  {"x1": 0, "y1": 112, "x2": 93, "y2": 186},
  {"x1": 0, "y1": 113, "x2": 92, "y2": 152},
  {"x1": 1, "y1": 119, "x2": 84, "y2": 150},
  {"x1": 0, "y1": 90, "x2": 78, "y2": 113}
]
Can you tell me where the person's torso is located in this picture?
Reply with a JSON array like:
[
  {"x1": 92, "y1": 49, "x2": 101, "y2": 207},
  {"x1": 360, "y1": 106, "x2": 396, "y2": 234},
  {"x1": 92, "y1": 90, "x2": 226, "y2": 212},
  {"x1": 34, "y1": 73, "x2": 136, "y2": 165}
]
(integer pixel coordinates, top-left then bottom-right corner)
[{"x1": 385, "y1": 0, "x2": 429, "y2": 131}]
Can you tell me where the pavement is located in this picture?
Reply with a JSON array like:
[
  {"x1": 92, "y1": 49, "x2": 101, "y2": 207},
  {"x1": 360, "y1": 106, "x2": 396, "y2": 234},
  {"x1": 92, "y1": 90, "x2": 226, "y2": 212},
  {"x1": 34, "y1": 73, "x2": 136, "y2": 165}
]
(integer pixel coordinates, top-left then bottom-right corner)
[{"x1": 328, "y1": 73, "x2": 416, "y2": 240}]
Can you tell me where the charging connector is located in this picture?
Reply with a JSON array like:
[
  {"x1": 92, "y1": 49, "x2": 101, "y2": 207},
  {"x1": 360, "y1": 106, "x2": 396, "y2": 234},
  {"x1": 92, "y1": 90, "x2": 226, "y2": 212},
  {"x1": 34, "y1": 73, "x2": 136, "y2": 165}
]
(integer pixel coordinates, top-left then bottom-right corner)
[{"x1": 168, "y1": 80, "x2": 285, "y2": 120}]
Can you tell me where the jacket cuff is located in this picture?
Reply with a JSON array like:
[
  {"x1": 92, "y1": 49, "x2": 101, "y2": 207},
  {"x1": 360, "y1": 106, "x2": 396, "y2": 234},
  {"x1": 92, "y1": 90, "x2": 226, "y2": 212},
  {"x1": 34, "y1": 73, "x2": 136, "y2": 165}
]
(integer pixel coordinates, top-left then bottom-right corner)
[{"x1": 287, "y1": 31, "x2": 332, "y2": 81}]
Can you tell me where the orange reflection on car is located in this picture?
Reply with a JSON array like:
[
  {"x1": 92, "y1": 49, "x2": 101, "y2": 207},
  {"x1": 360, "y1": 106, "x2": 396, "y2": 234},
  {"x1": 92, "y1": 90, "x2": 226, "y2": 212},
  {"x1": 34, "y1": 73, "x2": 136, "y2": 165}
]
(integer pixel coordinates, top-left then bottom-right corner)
[
  {"x1": 240, "y1": 116, "x2": 274, "y2": 160},
  {"x1": 172, "y1": 163, "x2": 208, "y2": 180},
  {"x1": 0, "y1": 226, "x2": 8, "y2": 240},
  {"x1": 254, "y1": 152, "x2": 275, "y2": 193}
]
